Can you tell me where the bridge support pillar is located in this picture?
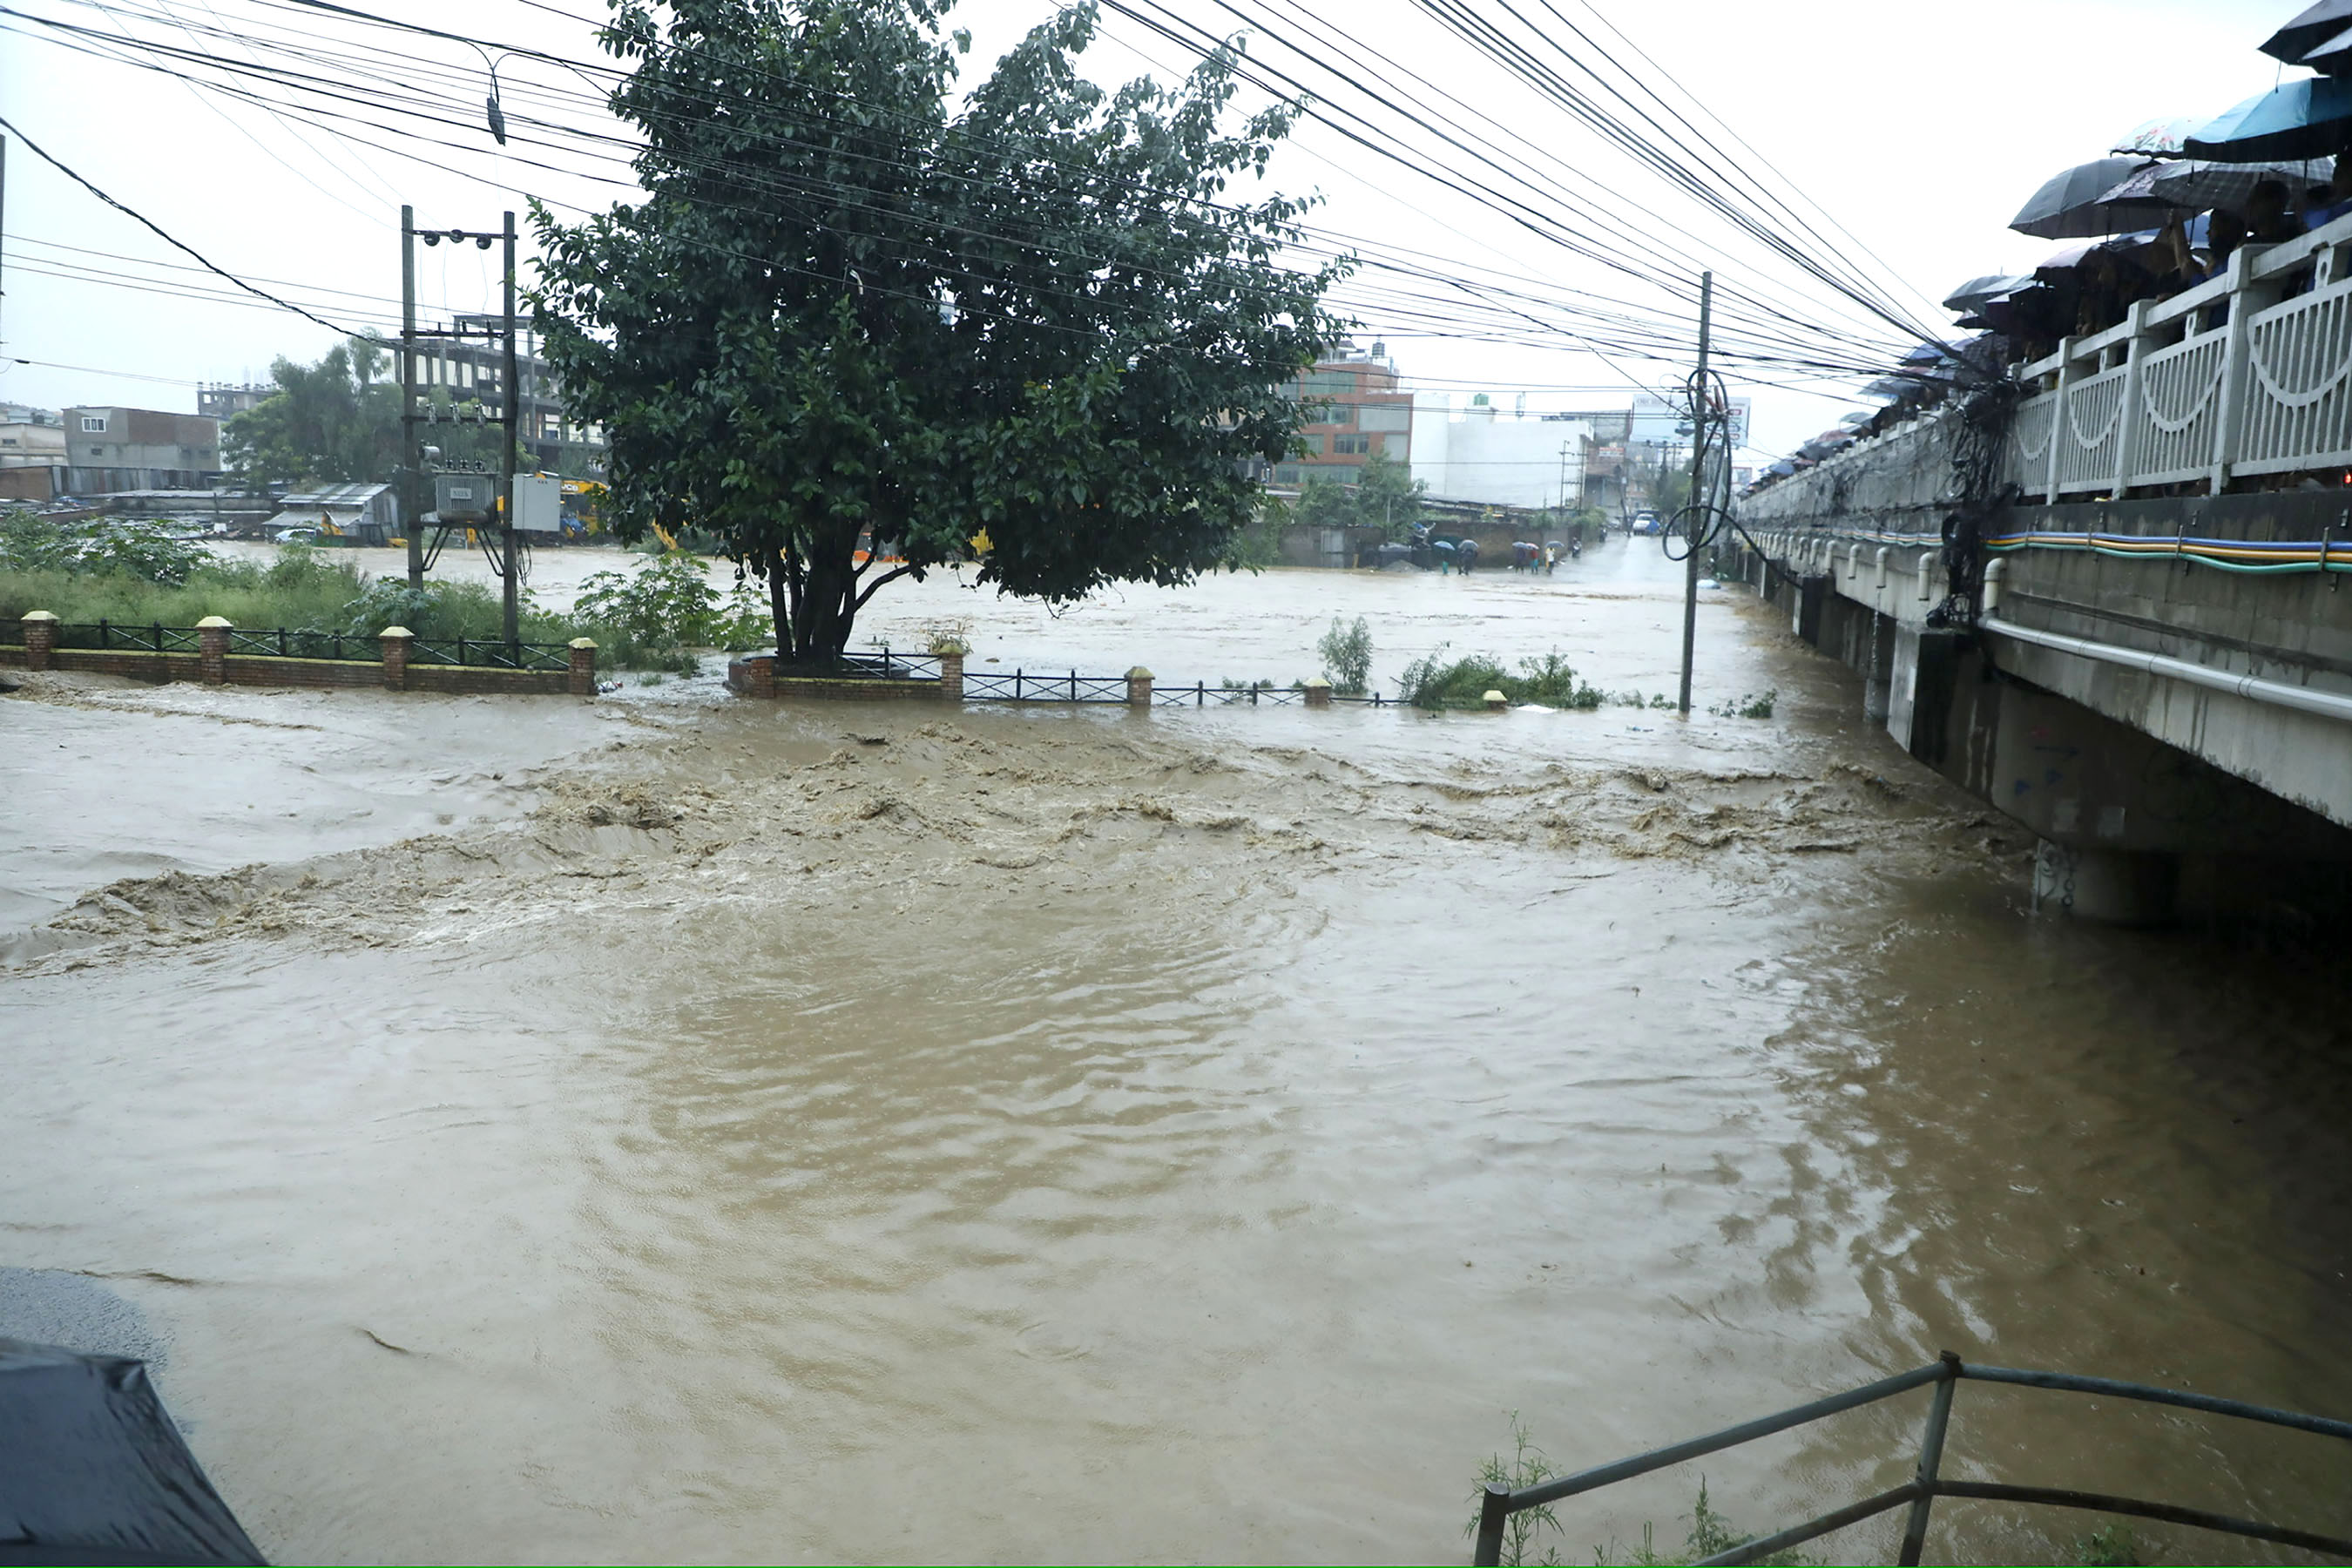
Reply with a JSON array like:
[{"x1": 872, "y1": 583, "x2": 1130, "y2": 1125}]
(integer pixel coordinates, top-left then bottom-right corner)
[
  {"x1": 1862, "y1": 612, "x2": 1896, "y2": 725},
  {"x1": 2034, "y1": 843, "x2": 2180, "y2": 925}
]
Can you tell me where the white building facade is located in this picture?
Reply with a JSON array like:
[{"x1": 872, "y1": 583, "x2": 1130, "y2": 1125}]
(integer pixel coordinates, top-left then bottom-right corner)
[{"x1": 1409, "y1": 394, "x2": 1591, "y2": 510}]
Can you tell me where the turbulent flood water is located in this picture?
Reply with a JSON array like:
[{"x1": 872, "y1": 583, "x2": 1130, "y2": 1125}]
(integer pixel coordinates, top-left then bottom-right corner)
[{"x1": 6, "y1": 538, "x2": 2352, "y2": 1564}]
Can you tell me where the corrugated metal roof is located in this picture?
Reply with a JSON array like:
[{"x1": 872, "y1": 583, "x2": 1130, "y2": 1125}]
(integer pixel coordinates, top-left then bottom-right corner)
[{"x1": 279, "y1": 482, "x2": 390, "y2": 505}]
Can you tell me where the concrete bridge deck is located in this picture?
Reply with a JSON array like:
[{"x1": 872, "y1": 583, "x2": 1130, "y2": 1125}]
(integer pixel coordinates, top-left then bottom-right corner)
[{"x1": 1732, "y1": 411, "x2": 2352, "y2": 923}]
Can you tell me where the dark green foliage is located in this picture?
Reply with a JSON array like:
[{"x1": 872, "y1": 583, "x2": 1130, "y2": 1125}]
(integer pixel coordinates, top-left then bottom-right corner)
[
  {"x1": 573, "y1": 555, "x2": 774, "y2": 654},
  {"x1": 222, "y1": 338, "x2": 401, "y2": 488},
  {"x1": 1396, "y1": 645, "x2": 1602, "y2": 709},
  {"x1": 1294, "y1": 449, "x2": 1424, "y2": 538},
  {"x1": 530, "y1": 0, "x2": 1348, "y2": 661},
  {"x1": 0, "y1": 510, "x2": 209, "y2": 585}
]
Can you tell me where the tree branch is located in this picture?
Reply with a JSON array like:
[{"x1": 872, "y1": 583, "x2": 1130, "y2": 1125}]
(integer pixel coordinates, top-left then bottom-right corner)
[{"x1": 853, "y1": 561, "x2": 921, "y2": 611}]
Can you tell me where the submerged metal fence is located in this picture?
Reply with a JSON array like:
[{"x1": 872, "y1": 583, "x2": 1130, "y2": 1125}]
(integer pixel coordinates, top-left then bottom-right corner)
[
  {"x1": 1470, "y1": 1353, "x2": 2352, "y2": 1566},
  {"x1": 966, "y1": 669, "x2": 1130, "y2": 703},
  {"x1": 1152, "y1": 681, "x2": 1304, "y2": 707}
]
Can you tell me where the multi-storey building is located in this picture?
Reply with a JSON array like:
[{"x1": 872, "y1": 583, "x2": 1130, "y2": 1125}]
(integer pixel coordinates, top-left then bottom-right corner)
[
  {"x1": 197, "y1": 383, "x2": 274, "y2": 421},
  {"x1": 1257, "y1": 341, "x2": 1412, "y2": 489},
  {"x1": 57, "y1": 407, "x2": 222, "y2": 492},
  {"x1": 410, "y1": 319, "x2": 604, "y2": 476}
]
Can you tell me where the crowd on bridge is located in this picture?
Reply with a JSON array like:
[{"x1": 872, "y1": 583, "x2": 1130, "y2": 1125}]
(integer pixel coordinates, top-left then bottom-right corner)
[{"x1": 1745, "y1": 0, "x2": 2352, "y2": 500}]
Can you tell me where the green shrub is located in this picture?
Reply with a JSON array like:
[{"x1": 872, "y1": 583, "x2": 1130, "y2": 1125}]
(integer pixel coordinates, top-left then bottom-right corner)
[
  {"x1": 1709, "y1": 689, "x2": 1776, "y2": 720},
  {"x1": 1397, "y1": 645, "x2": 1602, "y2": 709},
  {"x1": 1317, "y1": 614, "x2": 1373, "y2": 694}
]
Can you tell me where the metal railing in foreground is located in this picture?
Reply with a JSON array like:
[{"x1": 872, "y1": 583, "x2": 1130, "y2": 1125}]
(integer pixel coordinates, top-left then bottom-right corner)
[{"x1": 1470, "y1": 1352, "x2": 2352, "y2": 1567}]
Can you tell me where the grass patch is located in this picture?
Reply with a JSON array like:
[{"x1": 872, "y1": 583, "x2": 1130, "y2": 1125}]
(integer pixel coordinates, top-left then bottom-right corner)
[
  {"x1": 1469, "y1": 1415, "x2": 1820, "y2": 1568},
  {"x1": 0, "y1": 543, "x2": 704, "y2": 672}
]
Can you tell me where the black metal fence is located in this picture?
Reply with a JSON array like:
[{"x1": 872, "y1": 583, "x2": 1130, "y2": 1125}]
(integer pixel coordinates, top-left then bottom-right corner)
[
  {"x1": 1470, "y1": 1353, "x2": 2352, "y2": 1567},
  {"x1": 227, "y1": 627, "x2": 379, "y2": 662},
  {"x1": 54, "y1": 620, "x2": 203, "y2": 654},
  {"x1": 839, "y1": 648, "x2": 942, "y2": 682},
  {"x1": 406, "y1": 637, "x2": 573, "y2": 672}
]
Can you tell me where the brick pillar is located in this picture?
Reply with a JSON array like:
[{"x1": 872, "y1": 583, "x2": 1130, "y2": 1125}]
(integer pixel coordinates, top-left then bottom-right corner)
[
  {"x1": 1484, "y1": 688, "x2": 1509, "y2": 712},
  {"x1": 1303, "y1": 677, "x2": 1332, "y2": 708},
  {"x1": 195, "y1": 616, "x2": 231, "y2": 685},
  {"x1": 1126, "y1": 666, "x2": 1154, "y2": 708},
  {"x1": 380, "y1": 625, "x2": 413, "y2": 692},
  {"x1": 727, "y1": 652, "x2": 776, "y2": 698},
  {"x1": 938, "y1": 651, "x2": 964, "y2": 701},
  {"x1": 568, "y1": 637, "x2": 598, "y2": 697},
  {"x1": 20, "y1": 610, "x2": 57, "y2": 672}
]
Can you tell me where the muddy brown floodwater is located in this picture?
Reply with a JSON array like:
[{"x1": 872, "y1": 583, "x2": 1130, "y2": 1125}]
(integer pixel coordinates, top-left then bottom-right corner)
[{"x1": 6, "y1": 539, "x2": 2352, "y2": 1565}]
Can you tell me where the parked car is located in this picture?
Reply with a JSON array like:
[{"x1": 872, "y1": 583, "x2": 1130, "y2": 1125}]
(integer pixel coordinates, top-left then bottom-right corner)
[{"x1": 273, "y1": 525, "x2": 320, "y2": 544}]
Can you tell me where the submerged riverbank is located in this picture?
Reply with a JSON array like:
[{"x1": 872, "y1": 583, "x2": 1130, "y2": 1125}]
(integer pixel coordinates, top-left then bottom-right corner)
[{"x1": 6, "y1": 550, "x2": 2351, "y2": 1564}]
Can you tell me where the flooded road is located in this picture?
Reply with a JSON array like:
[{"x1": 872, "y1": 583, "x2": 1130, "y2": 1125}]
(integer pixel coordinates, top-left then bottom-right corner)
[{"x1": 7, "y1": 540, "x2": 2352, "y2": 1563}]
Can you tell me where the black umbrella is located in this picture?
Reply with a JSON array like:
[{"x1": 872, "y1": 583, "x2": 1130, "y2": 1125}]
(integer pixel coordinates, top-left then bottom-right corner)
[
  {"x1": 2010, "y1": 157, "x2": 2167, "y2": 239},
  {"x1": 2262, "y1": 0, "x2": 2352, "y2": 63},
  {"x1": 0, "y1": 1338, "x2": 266, "y2": 1565},
  {"x1": 2301, "y1": 23, "x2": 2352, "y2": 73},
  {"x1": 1941, "y1": 272, "x2": 2035, "y2": 314}
]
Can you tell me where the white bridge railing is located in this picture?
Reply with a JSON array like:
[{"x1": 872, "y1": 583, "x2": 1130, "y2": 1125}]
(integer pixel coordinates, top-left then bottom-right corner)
[{"x1": 2012, "y1": 208, "x2": 2352, "y2": 499}]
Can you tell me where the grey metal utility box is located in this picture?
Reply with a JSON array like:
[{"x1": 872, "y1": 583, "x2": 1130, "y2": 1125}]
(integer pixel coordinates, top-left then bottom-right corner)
[{"x1": 434, "y1": 473, "x2": 493, "y2": 524}]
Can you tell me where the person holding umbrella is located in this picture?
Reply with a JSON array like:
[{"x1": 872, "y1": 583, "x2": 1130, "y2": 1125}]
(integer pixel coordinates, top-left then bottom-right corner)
[{"x1": 2247, "y1": 179, "x2": 2302, "y2": 242}]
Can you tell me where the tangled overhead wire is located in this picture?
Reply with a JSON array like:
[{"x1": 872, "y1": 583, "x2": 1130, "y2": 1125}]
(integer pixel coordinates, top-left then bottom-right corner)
[
  {"x1": 1659, "y1": 363, "x2": 1733, "y2": 563},
  {"x1": 1926, "y1": 376, "x2": 2024, "y2": 631}
]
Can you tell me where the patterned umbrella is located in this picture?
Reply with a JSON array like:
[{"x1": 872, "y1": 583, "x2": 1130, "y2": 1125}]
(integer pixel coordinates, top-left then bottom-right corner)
[
  {"x1": 2112, "y1": 115, "x2": 2205, "y2": 157},
  {"x1": 2011, "y1": 157, "x2": 2169, "y2": 239}
]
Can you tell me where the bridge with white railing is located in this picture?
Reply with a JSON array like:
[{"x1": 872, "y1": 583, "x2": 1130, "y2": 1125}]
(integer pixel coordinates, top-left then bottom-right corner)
[
  {"x1": 1728, "y1": 220, "x2": 2352, "y2": 923},
  {"x1": 2011, "y1": 209, "x2": 2352, "y2": 501}
]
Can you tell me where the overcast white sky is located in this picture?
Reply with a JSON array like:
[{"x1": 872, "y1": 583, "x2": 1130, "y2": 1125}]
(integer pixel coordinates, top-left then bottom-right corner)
[{"x1": 0, "y1": 0, "x2": 2298, "y2": 462}]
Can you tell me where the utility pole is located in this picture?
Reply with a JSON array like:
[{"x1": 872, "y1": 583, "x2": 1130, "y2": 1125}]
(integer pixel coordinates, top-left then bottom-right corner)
[
  {"x1": 499, "y1": 209, "x2": 520, "y2": 652},
  {"x1": 401, "y1": 206, "x2": 422, "y2": 588},
  {"x1": 1676, "y1": 269, "x2": 1713, "y2": 718}
]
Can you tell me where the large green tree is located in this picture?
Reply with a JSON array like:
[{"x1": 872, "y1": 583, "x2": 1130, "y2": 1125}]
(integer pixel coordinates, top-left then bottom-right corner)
[
  {"x1": 1294, "y1": 450, "x2": 1423, "y2": 539},
  {"x1": 530, "y1": 0, "x2": 1348, "y2": 661},
  {"x1": 224, "y1": 338, "x2": 399, "y2": 488}
]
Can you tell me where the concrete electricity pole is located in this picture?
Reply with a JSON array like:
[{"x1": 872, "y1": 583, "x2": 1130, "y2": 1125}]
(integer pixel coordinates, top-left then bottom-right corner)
[
  {"x1": 401, "y1": 206, "x2": 422, "y2": 589},
  {"x1": 500, "y1": 210, "x2": 520, "y2": 652},
  {"x1": 1676, "y1": 269, "x2": 1713, "y2": 718}
]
